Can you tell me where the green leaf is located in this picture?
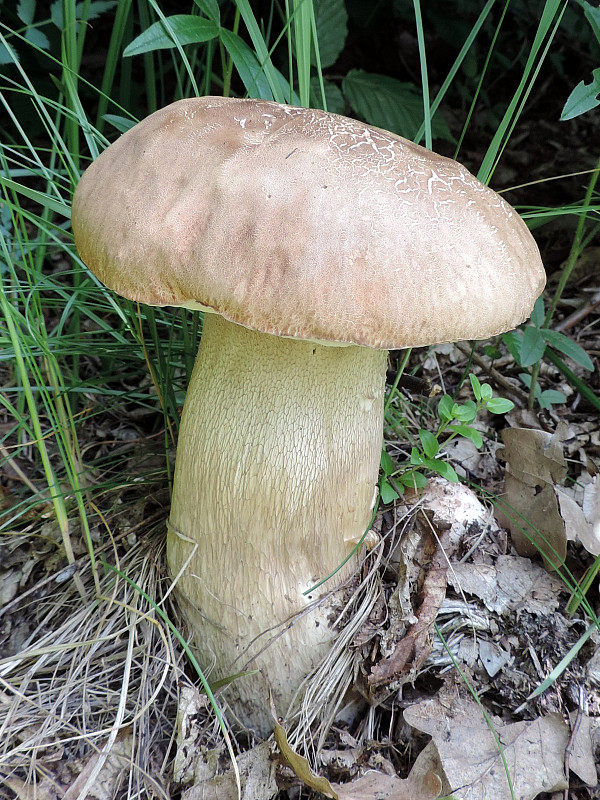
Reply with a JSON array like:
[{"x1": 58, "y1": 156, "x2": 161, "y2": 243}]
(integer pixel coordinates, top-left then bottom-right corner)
[
  {"x1": 545, "y1": 347, "x2": 600, "y2": 412},
  {"x1": 102, "y1": 114, "x2": 138, "y2": 133},
  {"x1": 581, "y1": 0, "x2": 600, "y2": 45},
  {"x1": 50, "y1": 0, "x2": 62, "y2": 27},
  {"x1": 486, "y1": 397, "x2": 515, "y2": 415},
  {"x1": 540, "y1": 329, "x2": 594, "y2": 370},
  {"x1": 452, "y1": 400, "x2": 477, "y2": 423},
  {"x1": 0, "y1": 176, "x2": 70, "y2": 218},
  {"x1": 0, "y1": 41, "x2": 19, "y2": 65},
  {"x1": 51, "y1": 0, "x2": 117, "y2": 27},
  {"x1": 123, "y1": 15, "x2": 219, "y2": 56},
  {"x1": 479, "y1": 383, "x2": 494, "y2": 402},
  {"x1": 561, "y1": 68, "x2": 600, "y2": 121},
  {"x1": 424, "y1": 458, "x2": 459, "y2": 483},
  {"x1": 519, "y1": 325, "x2": 547, "y2": 367},
  {"x1": 483, "y1": 344, "x2": 502, "y2": 360},
  {"x1": 232, "y1": 0, "x2": 286, "y2": 103},
  {"x1": 84, "y1": 1, "x2": 118, "y2": 20},
  {"x1": 518, "y1": 372, "x2": 534, "y2": 389},
  {"x1": 193, "y1": 0, "x2": 220, "y2": 25},
  {"x1": 438, "y1": 394, "x2": 454, "y2": 422},
  {"x1": 469, "y1": 373, "x2": 482, "y2": 401},
  {"x1": 451, "y1": 424, "x2": 483, "y2": 449},
  {"x1": 17, "y1": 0, "x2": 36, "y2": 25},
  {"x1": 24, "y1": 28, "x2": 50, "y2": 49},
  {"x1": 310, "y1": 76, "x2": 345, "y2": 113},
  {"x1": 399, "y1": 470, "x2": 428, "y2": 490},
  {"x1": 419, "y1": 429, "x2": 439, "y2": 459},
  {"x1": 380, "y1": 478, "x2": 400, "y2": 504},
  {"x1": 410, "y1": 447, "x2": 425, "y2": 466},
  {"x1": 530, "y1": 295, "x2": 545, "y2": 327},
  {"x1": 503, "y1": 330, "x2": 524, "y2": 365},
  {"x1": 380, "y1": 448, "x2": 395, "y2": 477},
  {"x1": 539, "y1": 389, "x2": 567, "y2": 409},
  {"x1": 219, "y1": 29, "x2": 274, "y2": 100},
  {"x1": 312, "y1": 0, "x2": 347, "y2": 69},
  {"x1": 341, "y1": 69, "x2": 452, "y2": 141}
]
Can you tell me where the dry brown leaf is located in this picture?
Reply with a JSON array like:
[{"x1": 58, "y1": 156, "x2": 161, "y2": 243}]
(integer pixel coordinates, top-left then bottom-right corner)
[
  {"x1": 412, "y1": 477, "x2": 499, "y2": 549},
  {"x1": 447, "y1": 554, "x2": 564, "y2": 616},
  {"x1": 369, "y1": 524, "x2": 450, "y2": 689},
  {"x1": 556, "y1": 477, "x2": 600, "y2": 557},
  {"x1": 173, "y1": 683, "x2": 213, "y2": 784},
  {"x1": 274, "y1": 717, "x2": 338, "y2": 798},
  {"x1": 567, "y1": 711, "x2": 599, "y2": 786},
  {"x1": 404, "y1": 693, "x2": 572, "y2": 800},
  {"x1": 63, "y1": 729, "x2": 134, "y2": 800},
  {"x1": 273, "y1": 714, "x2": 442, "y2": 799},
  {"x1": 331, "y1": 769, "x2": 442, "y2": 800},
  {"x1": 181, "y1": 743, "x2": 277, "y2": 800},
  {"x1": 0, "y1": 567, "x2": 21, "y2": 605},
  {"x1": 499, "y1": 427, "x2": 567, "y2": 568},
  {"x1": 4, "y1": 777, "x2": 60, "y2": 800}
]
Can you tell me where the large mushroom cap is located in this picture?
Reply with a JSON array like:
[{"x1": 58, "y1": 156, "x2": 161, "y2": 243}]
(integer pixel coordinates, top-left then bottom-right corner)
[{"x1": 72, "y1": 96, "x2": 545, "y2": 349}]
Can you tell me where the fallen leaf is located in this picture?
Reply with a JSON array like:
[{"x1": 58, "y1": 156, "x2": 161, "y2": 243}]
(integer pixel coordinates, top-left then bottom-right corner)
[
  {"x1": 568, "y1": 711, "x2": 600, "y2": 786},
  {"x1": 585, "y1": 643, "x2": 600, "y2": 685},
  {"x1": 447, "y1": 554, "x2": 564, "y2": 616},
  {"x1": 4, "y1": 777, "x2": 60, "y2": 800},
  {"x1": 273, "y1": 713, "x2": 443, "y2": 799},
  {"x1": 582, "y1": 476, "x2": 600, "y2": 529},
  {"x1": 173, "y1": 683, "x2": 213, "y2": 784},
  {"x1": 274, "y1": 717, "x2": 338, "y2": 798},
  {"x1": 499, "y1": 427, "x2": 567, "y2": 568},
  {"x1": 478, "y1": 639, "x2": 510, "y2": 677},
  {"x1": 369, "y1": 522, "x2": 451, "y2": 689},
  {"x1": 0, "y1": 567, "x2": 21, "y2": 605},
  {"x1": 413, "y1": 477, "x2": 499, "y2": 549},
  {"x1": 331, "y1": 769, "x2": 442, "y2": 800},
  {"x1": 404, "y1": 693, "x2": 570, "y2": 800},
  {"x1": 556, "y1": 477, "x2": 600, "y2": 556},
  {"x1": 182, "y1": 743, "x2": 277, "y2": 800},
  {"x1": 63, "y1": 728, "x2": 134, "y2": 800}
]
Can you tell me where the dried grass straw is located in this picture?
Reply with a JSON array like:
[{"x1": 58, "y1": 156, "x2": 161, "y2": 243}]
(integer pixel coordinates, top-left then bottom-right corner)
[{"x1": 0, "y1": 527, "x2": 181, "y2": 799}]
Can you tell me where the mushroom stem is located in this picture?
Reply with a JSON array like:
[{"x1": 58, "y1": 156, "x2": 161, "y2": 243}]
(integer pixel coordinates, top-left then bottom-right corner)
[{"x1": 167, "y1": 313, "x2": 387, "y2": 734}]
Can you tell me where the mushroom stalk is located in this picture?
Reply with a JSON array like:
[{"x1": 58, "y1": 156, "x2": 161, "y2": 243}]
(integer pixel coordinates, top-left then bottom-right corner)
[{"x1": 167, "y1": 313, "x2": 387, "y2": 734}]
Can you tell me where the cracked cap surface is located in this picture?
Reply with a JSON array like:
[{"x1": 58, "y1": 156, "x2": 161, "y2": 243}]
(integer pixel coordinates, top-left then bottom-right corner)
[{"x1": 72, "y1": 96, "x2": 546, "y2": 349}]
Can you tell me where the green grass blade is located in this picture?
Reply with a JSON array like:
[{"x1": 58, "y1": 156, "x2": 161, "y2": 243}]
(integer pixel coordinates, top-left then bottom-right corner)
[
  {"x1": 292, "y1": 0, "x2": 314, "y2": 107},
  {"x1": 478, "y1": 0, "x2": 567, "y2": 184},
  {"x1": 0, "y1": 176, "x2": 71, "y2": 218},
  {"x1": 414, "y1": 0, "x2": 495, "y2": 147},
  {"x1": 233, "y1": 0, "x2": 286, "y2": 102},
  {"x1": 96, "y1": 0, "x2": 134, "y2": 132},
  {"x1": 412, "y1": 0, "x2": 431, "y2": 150}
]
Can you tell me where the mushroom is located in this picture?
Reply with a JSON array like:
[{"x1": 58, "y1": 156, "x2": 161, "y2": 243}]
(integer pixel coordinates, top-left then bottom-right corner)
[{"x1": 71, "y1": 96, "x2": 545, "y2": 735}]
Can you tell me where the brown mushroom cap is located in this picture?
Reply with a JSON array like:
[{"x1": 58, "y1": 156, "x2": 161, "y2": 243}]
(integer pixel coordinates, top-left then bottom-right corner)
[{"x1": 72, "y1": 96, "x2": 545, "y2": 349}]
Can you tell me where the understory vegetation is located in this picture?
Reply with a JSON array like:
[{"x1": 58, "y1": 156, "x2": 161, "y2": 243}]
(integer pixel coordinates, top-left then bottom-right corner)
[{"x1": 1, "y1": 0, "x2": 599, "y2": 798}]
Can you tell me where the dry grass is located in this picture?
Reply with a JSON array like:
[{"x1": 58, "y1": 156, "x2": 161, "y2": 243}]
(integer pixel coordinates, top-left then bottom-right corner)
[{"x1": 0, "y1": 524, "x2": 181, "y2": 799}]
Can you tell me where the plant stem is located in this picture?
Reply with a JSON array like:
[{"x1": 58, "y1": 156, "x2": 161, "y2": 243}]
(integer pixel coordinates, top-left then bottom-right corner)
[{"x1": 528, "y1": 154, "x2": 600, "y2": 409}]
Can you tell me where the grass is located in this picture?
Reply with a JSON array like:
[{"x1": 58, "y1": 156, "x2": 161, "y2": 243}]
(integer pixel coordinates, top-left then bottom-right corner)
[{"x1": 1, "y1": 0, "x2": 599, "y2": 796}]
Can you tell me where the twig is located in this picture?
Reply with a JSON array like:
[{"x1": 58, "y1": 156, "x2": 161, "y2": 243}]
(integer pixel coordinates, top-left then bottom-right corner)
[
  {"x1": 554, "y1": 288, "x2": 600, "y2": 332},
  {"x1": 454, "y1": 342, "x2": 529, "y2": 404}
]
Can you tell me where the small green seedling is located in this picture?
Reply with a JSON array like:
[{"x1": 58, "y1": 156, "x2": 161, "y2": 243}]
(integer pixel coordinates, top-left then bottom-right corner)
[
  {"x1": 380, "y1": 374, "x2": 514, "y2": 503},
  {"x1": 502, "y1": 297, "x2": 594, "y2": 410}
]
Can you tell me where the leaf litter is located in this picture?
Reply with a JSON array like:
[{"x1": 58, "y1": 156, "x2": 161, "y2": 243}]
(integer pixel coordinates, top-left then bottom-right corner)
[{"x1": 4, "y1": 465, "x2": 599, "y2": 799}]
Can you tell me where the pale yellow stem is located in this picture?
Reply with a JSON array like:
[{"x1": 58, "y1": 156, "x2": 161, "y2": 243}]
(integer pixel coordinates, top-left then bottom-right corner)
[{"x1": 167, "y1": 313, "x2": 386, "y2": 734}]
